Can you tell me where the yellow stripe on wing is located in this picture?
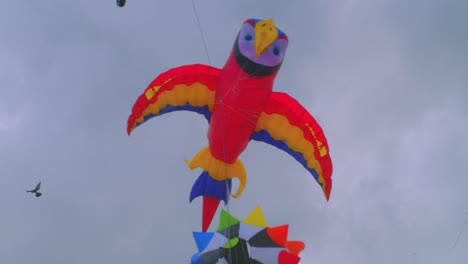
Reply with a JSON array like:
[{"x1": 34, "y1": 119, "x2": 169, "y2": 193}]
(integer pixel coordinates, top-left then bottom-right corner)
[
  {"x1": 135, "y1": 82, "x2": 216, "y2": 125},
  {"x1": 145, "y1": 78, "x2": 173, "y2": 100},
  {"x1": 255, "y1": 112, "x2": 326, "y2": 187}
]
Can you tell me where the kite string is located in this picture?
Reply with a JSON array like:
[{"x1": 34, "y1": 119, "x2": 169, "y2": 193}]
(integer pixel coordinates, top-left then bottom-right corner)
[
  {"x1": 191, "y1": 0, "x2": 212, "y2": 66},
  {"x1": 191, "y1": 0, "x2": 264, "y2": 128},
  {"x1": 191, "y1": 2, "x2": 247, "y2": 263},
  {"x1": 211, "y1": 48, "x2": 258, "y2": 263},
  {"x1": 449, "y1": 213, "x2": 468, "y2": 254}
]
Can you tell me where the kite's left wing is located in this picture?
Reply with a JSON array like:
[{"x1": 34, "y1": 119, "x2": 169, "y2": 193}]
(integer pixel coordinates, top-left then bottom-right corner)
[
  {"x1": 251, "y1": 92, "x2": 333, "y2": 200},
  {"x1": 127, "y1": 64, "x2": 221, "y2": 135}
]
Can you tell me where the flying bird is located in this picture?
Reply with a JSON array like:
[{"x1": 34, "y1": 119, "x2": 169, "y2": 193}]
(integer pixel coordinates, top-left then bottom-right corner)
[
  {"x1": 127, "y1": 18, "x2": 333, "y2": 231},
  {"x1": 27, "y1": 181, "x2": 42, "y2": 197}
]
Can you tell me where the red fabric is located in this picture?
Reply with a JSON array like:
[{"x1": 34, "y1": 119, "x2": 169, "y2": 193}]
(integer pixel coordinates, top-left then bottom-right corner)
[
  {"x1": 202, "y1": 196, "x2": 220, "y2": 232},
  {"x1": 207, "y1": 51, "x2": 278, "y2": 163},
  {"x1": 278, "y1": 250, "x2": 301, "y2": 264},
  {"x1": 266, "y1": 225, "x2": 289, "y2": 247}
]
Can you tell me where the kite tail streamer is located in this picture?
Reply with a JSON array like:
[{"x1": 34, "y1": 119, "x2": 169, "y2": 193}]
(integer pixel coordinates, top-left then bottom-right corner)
[{"x1": 186, "y1": 147, "x2": 246, "y2": 231}]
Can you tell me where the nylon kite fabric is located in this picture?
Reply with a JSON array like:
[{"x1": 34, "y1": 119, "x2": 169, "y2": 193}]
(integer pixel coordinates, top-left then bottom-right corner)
[
  {"x1": 127, "y1": 18, "x2": 333, "y2": 232},
  {"x1": 191, "y1": 206, "x2": 305, "y2": 264}
]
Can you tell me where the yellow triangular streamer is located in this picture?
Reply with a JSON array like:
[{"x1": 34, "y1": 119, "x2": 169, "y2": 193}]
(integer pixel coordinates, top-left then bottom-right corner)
[{"x1": 243, "y1": 206, "x2": 268, "y2": 227}]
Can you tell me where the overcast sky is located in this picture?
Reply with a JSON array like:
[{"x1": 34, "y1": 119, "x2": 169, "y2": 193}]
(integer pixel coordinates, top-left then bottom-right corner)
[{"x1": 1, "y1": 0, "x2": 467, "y2": 263}]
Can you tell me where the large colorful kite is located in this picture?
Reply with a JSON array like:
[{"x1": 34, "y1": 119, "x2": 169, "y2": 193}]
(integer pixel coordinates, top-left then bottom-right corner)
[
  {"x1": 127, "y1": 18, "x2": 333, "y2": 231},
  {"x1": 191, "y1": 206, "x2": 305, "y2": 264}
]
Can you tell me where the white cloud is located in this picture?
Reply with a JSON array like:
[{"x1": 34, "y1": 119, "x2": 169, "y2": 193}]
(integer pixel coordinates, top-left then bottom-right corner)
[{"x1": 0, "y1": 106, "x2": 28, "y2": 132}]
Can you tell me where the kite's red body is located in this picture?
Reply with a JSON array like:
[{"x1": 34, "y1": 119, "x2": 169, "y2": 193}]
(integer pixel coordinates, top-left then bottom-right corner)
[{"x1": 208, "y1": 50, "x2": 276, "y2": 163}]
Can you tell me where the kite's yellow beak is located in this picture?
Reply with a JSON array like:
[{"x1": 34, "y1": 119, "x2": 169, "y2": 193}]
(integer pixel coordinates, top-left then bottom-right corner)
[{"x1": 254, "y1": 19, "x2": 278, "y2": 57}]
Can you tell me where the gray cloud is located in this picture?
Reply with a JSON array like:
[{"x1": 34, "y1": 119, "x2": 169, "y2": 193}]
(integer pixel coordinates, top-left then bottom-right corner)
[{"x1": 1, "y1": 1, "x2": 467, "y2": 263}]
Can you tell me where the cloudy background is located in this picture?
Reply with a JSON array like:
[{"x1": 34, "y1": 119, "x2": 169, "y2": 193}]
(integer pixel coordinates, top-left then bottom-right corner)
[{"x1": 1, "y1": 0, "x2": 467, "y2": 263}]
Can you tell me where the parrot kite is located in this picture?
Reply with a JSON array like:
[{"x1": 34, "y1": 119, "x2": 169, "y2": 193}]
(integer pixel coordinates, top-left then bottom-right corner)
[{"x1": 127, "y1": 18, "x2": 333, "y2": 231}]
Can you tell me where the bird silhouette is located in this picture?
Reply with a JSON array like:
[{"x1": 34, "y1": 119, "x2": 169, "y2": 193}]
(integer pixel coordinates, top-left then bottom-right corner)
[{"x1": 27, "y1": 181, "x2": 42, "y2": 197}]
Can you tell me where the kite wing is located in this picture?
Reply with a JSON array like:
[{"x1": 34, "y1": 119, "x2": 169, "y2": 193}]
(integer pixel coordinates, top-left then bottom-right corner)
[
  {"x1": 127, "y1": 64, "x2": 221, "y2": 135},
  {"x1": 251, "y1": 92, "x2": 333, "y2": 200}
]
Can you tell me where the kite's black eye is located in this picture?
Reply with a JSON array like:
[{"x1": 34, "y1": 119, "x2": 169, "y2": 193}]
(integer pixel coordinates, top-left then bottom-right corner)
[
  {"x1": 273, "y1": 46, "x2": 280, "y2": 56},
  {"x1": 244, "y1": 34, "x2": 252, "y2": 41}
]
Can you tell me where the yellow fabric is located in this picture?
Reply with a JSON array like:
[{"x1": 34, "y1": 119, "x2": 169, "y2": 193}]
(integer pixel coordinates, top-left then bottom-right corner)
[
  {"x1": 135, "y1": 82, "x2": 215, "y2": 125},
  {"x1": 144, "y1": 78, "x2": 173, "y2": 100},
  {"x1": 185, "y1": 147, "x2": 247, "y2": 198},
  {"x1": 254, "y1": 18, "x2": 279, "y2": 57},
  {"x1": 243, "y1": 206, "x2": 268, "y2": 227},
  {"x1": 255, "y1": 112, "x2": 326, "y2": 187}
]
